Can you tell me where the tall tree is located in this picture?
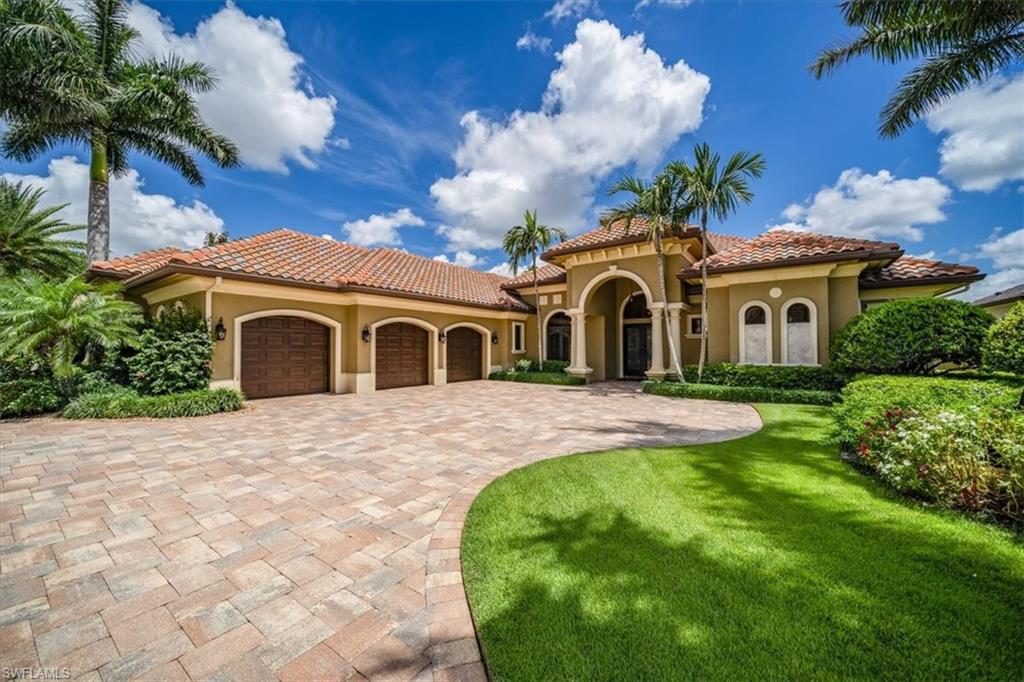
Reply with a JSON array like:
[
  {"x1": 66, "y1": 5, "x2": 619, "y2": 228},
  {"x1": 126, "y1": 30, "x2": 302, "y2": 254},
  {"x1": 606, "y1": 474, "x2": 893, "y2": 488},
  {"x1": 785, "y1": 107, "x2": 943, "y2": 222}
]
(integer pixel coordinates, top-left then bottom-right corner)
[
  {"x1": 502, "y1": 210, "x2": 567, "y2": 368},
  {"x1": 666, "y1": 144, "x2": 765, "y2": 382},
  {"x1": 604, "y1": 173, "x2": 688, "y2": 380},
  {"x1": 0, "y1": 0, "x2": 239, "y2": 264},
  {"x1": 0, "y1": 273, "x2": 141, "y2": 381},
  {"x1": 0, "y1": 179, "x2": 85, "y2": 278},
  {"x1": 811, "y1": 0, "x2": 1024, "y2": 137}
]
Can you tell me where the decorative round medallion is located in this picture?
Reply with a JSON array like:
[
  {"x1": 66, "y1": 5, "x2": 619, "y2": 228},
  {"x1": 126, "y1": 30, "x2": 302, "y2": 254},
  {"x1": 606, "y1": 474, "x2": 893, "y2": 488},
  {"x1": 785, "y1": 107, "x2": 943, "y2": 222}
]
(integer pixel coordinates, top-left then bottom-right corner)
[{"x1": 769, "y1": 287, "x2": 782, "y2": 299}]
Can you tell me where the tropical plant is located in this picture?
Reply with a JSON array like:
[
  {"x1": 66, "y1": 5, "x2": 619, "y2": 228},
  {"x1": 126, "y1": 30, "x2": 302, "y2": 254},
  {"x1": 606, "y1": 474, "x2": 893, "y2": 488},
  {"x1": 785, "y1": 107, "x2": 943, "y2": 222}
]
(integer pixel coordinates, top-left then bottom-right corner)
[
  {"x1": 666, "y1": 144, "x2": 765, "y2": 382},
  {"x1": 831, "y1": 297, "x2": 993, "y2": 375},
  {"x1": 0, "y1": 0, "x2": 239, "y2": 264},
  {"x1": 204, "y1": 229, "x2": 229, "y2": 247},
  {"x1": 810, "y1": 0, "x2": 1024, "y2": 137},
  {"x1": 128, "y1": 305, "x2": 212, "y2": 395},
  {"x1": 502, "y1": 209, "x2": 567, "y2": 368},
  {"x1": 0, "y1": 179, "x2": 84, "y2": 278},
  {"x1": 0, "y1": 273, "x2": 142, "y2": 383},
  {"x1": 603, "y1": 173, "x2": 688, "y2": 379}
]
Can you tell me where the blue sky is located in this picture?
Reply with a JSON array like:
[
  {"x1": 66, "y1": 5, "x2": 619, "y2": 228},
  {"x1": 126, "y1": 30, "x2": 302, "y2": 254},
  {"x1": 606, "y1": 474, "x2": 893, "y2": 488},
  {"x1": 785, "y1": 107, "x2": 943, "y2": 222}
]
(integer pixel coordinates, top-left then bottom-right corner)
[{"x1": 2, "y1": 0, "x2": 1022, "y2": 299}]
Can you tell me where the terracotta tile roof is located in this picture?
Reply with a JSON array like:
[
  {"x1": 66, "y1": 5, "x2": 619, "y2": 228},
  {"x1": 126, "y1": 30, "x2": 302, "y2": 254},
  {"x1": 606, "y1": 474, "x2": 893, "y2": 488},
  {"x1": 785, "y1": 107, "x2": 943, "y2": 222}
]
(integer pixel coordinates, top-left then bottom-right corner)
[
  {"x1": 541, "y1": 217, "x2": 749, "y2": 260},
  {"x1": 499, "y1": 264, "x2": 567, "y2": 291},
  {"x1": 678, "y1": 229, "x2": 903, "y2": 278},
  {"x1": 973, "y1": 283, "x2": 1024, "y2": 306},
  {"x1": 859, "y1": 255, "x2": 984, "y2": 289},
  {"x1": 90, "y1": 229, "x2": 530, "y2": 312},
  {"x1": 89, "y1": 247, "x2": 183, "y2": 279}
]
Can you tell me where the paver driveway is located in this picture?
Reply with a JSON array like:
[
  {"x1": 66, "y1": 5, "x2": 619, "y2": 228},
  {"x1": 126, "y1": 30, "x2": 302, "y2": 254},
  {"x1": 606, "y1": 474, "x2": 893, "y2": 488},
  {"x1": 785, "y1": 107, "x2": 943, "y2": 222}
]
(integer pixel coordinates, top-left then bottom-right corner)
[{"x1": 0, "y1": 381, "x2": 760, "y2": 682}]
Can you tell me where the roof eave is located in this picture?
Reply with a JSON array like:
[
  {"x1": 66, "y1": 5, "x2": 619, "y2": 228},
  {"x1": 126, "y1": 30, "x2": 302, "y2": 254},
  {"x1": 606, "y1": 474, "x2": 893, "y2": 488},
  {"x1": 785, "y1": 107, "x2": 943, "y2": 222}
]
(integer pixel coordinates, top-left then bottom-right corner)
[
  {"x1": 676, "y1": 247, "x2": 904, "y2": 280},
  {"x1": 859, "y1": 272, "x2": 985, "y2": 290},
  {"x1": 542, "y1": 226, "x2": 701, "y2": 261}
]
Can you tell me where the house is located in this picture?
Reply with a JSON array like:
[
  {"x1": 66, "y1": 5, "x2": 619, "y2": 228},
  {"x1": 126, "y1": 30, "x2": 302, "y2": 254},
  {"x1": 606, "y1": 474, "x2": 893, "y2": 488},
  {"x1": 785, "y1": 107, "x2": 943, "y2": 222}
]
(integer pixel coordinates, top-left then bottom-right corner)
[
  {"x1": 972, "y1": 283, "x2": 1024, "y2": 318},
  {"x1": 88, "y1": 222, "x2": 984, "y2": 397}
]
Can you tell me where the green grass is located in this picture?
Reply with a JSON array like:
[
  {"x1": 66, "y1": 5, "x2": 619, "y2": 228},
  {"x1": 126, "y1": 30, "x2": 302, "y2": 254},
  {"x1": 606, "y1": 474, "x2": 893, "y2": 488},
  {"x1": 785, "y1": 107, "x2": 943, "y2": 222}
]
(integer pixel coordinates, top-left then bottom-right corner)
[{"x1": 462, "y1": 404, "x2": 1024, "y2": 681}]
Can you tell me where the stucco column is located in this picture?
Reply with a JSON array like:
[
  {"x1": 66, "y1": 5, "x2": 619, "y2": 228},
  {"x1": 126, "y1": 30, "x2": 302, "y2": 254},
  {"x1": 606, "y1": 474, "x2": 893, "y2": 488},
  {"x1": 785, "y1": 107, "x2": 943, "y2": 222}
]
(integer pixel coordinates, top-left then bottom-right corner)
[
  {"x1": 566, "y1": 310, "x2": 592, "y2": 378},
  {"x1": 667, "y1": 305, "x2": 683, "y2": 378},
  {"x1": 647, "y1": 303, "x2": 667, "y2": 379}
]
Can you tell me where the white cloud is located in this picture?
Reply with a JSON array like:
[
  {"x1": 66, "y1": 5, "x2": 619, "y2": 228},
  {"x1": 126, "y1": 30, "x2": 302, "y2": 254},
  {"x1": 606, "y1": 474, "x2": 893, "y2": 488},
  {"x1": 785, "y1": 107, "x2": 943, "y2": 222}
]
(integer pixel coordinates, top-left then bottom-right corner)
[
  {"x1": 771, "y1": 168, "x2": 951, "y2": 242},
  {"x1": 430, "y1": 19, "x2": 710, "y2": 250},
  {"x1": 926, "y1": 74, "x2": 1024, "y2": 192},
  {"x1": 433, "y1": 251, "x2": 484, "y2": 268},
  {"x1": 636, "y1": 0, "x2": 693, "y2": 9},
  {"x1": 964, "y1": 266, "x2": 1024, "y2": 302},
  {"x1": 487, "y1": 262, "x2": 515, "y2": 277},
  {"x1": 3, "y1": 156, "x2": 223, "y2": 256},
  {"x1": 516, "y1": 28, "x2": 552, "y2": 53},
  {"x1": 977, "y1": 227, "x2": 1024, "y2": 270},
  {"x1": 342, "y1": 208, "x2": 424, "y2": 247},
  {"x1": 127, "y1": 1, "x2": 336, "y2": 173},
  {"x1": 544, "y1": 0, "x2": 597, "y2": 22}
]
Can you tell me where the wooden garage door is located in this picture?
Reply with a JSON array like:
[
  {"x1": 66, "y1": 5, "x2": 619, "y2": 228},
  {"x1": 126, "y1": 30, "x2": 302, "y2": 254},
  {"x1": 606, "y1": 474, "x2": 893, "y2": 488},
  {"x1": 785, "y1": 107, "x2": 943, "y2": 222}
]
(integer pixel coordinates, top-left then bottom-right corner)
[
  {"x1": 241, "y1": 316, "x2": 329, "y2": 399},
  {"x1": 375, "y1": 322, "x2": 428, "y2": 390},
  {"x1": 446, "y1": 327, "x2": 482, "y2": 383}
]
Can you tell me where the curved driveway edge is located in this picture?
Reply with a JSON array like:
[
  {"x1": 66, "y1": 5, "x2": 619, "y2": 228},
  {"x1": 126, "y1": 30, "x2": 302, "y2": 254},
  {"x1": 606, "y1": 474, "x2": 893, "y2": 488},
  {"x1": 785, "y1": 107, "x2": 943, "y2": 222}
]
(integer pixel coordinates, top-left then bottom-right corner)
[{"x1": 0, "y1": 382, "x2": 759, "y2": 682}]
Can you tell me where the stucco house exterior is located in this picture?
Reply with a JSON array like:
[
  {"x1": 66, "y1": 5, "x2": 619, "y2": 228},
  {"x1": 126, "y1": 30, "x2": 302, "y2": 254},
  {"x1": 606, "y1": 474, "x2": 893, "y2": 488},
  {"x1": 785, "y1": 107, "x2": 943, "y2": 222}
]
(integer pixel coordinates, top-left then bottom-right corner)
[
  {"x1": 973, "y1": 283, "x2": 1024, "y2": 319},
  {"x1": 89, "y1": 221, "x2": 984, "y2": 398}
]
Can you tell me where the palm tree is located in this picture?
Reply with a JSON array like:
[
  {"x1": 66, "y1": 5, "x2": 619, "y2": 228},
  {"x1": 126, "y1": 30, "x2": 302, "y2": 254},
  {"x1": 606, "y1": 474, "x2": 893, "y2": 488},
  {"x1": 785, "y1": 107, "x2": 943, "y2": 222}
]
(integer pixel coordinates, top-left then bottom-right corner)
[
  {"x1": 204, "y1": 229, "x2": 229, "y2": 247},
  {"x1": 811, "y1": 0, "x2": 1024, "y2": 137},
  {"x1": 0, "y1": 273, "x2": 141, "y2": 381},
  {"x1": 603, "y1": 173, "x2": 688, "y2": 380},
  {"x1": 0, "y1": 0, "x2": 239, "y2": 264},
  {"x1": 502, "y1": 210, "x2": 567, "y2": 368},
  {"x1": 666, "y1": 144, "x2": 765, "y2": 382},
  {"x1": 0, "y1": 179, "x2": 85, "y2": 278}
]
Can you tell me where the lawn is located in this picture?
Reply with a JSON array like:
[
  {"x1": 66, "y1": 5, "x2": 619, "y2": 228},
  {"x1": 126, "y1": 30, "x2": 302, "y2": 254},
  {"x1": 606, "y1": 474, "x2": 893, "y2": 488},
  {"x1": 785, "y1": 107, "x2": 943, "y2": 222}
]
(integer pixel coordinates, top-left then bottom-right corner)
[{"x1": 461, "y1": 404, "x2": 1024, "y2": 681}]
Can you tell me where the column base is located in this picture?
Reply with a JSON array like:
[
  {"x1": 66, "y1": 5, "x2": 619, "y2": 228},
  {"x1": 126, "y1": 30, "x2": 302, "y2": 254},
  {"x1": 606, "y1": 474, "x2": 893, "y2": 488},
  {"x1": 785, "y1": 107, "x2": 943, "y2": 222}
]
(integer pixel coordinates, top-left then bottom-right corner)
[
  {"x1": 566, "y1": 366, "x2": 593, "y2": 379},
  {"x1": 644, "y1": 369, "x2": 668, "y2": 380}
]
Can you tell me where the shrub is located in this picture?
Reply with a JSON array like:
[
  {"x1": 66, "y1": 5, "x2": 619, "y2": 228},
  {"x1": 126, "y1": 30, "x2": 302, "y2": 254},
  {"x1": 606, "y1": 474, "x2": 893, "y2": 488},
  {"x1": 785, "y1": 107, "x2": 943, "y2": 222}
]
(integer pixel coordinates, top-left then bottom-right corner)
[
  {"x1": 128, "y1": 305, "x2": 212, "y2": 395},
  {"x1": 983, "y1": 302, "x2": 1024, "y2": 375},
  {"x1": 831, "y1": 375, "x2": 1022, "y2": 449},
  {"x1": 855, "y1": 406, "x2": 1023, "y2": 524},
  {"x1": 682, "y1": 363, "x2": 846, "y2": 391},
  {"x1": 831, "y1": 298, "x2": 993, "y2": 374},
  {"x1": 643, "y1": 380, "x2": 838, "y2": 405},
  {"x1": 0, "y1": 378, "x2": 63, "y2": 417},
  {"x1": 513, "y1": 358, "x2": 533, "y2": 373},
  {"x1": 489, "y1": 370, "x2": 585, "y2": 386},
  {"x1": 62, "y1": 388, "x2": 244, "y2": 419},
  {"x1": 532, "y1": 359, "x2": 570, "y2": 373}
]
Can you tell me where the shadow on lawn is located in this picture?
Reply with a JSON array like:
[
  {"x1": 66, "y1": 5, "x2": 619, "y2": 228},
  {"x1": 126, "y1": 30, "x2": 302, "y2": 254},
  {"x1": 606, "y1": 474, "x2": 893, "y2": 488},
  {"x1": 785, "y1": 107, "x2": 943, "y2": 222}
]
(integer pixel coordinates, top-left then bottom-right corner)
[{"x1": 469, "y1": 410, "x2": 1024, "y2": 681}]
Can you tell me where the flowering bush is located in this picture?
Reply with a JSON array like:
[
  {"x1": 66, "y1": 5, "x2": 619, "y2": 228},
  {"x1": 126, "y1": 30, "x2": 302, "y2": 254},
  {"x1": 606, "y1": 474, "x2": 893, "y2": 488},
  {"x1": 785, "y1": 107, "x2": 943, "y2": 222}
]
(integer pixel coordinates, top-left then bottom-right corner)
[{"x1": 855, "y1": 405, "x2": 1024, "y2": 524}]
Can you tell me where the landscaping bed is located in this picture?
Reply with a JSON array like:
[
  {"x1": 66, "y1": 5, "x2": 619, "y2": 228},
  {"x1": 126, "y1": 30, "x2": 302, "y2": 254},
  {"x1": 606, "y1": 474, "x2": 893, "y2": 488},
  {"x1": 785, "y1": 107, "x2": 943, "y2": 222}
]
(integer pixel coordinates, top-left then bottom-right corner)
[
  {"x1": 489, "y1": 370, "x2": 585, "y2": 386},
  {"x1": 462, "y1": 404, "x2": 1024, "y2": 681},
  {"x1": 61, "y1": 387, "x2": 245, "y2": 419},
  {"x1": 643, "y1": 380, "x2": 837, "y2": 405}
]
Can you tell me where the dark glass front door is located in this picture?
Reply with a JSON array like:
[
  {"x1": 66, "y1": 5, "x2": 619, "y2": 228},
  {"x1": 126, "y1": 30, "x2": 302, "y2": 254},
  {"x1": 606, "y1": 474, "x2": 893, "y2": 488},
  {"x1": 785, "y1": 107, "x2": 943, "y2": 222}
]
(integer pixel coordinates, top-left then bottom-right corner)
[{"x1": 623, "y1": 324, "x2": 652, "y2": 378}]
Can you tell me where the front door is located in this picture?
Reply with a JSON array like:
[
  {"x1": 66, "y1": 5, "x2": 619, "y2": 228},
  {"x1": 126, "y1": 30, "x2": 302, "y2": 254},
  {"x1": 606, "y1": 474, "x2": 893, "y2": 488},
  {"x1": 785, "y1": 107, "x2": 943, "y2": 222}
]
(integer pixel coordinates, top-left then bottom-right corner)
[{"x1": 623, "y1": 324, "x2": 652, "y2": 378}]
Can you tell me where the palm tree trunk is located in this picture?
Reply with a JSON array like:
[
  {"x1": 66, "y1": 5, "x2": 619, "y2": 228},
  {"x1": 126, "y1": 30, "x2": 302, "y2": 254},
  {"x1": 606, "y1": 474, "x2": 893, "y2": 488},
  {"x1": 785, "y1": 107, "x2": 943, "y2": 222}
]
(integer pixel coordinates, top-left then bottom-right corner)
[
  {"x1": 532, "y1": 249, "x2": 543, "y2": 371},
  {"x1": 655, "y1": 231, "x2": 684, "y2": 380},
  {"x1": 697, "y1": 209, "x2": 709, "y2": 382},
  {"x1": 87, "y1": 132, "x2": 111, "y2": 264}
]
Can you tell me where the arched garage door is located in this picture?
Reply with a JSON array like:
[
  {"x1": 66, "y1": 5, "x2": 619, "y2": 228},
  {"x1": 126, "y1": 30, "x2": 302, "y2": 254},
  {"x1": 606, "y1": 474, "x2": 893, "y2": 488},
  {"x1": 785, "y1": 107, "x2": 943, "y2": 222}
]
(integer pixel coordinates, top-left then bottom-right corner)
[
  {"x1": 446, "y1": 327, "x2": 483, "y2": 382},
  {"x1": 376, "y1": 322, "x2": 428, "y2": 390},
  {"x1": 241, "y1": 316, "x2": 329, "y2": 399}
]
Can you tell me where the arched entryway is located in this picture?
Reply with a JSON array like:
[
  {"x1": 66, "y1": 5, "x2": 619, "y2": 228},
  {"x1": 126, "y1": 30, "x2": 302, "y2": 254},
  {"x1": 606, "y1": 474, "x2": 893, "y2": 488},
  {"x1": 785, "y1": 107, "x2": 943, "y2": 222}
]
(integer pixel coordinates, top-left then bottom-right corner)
[
  {"x1": 620, "y1": 292, "x2": 652, "y2": 378},
  {"x1": 544, "y1": 311, "x2": 571, "y2": 362}
]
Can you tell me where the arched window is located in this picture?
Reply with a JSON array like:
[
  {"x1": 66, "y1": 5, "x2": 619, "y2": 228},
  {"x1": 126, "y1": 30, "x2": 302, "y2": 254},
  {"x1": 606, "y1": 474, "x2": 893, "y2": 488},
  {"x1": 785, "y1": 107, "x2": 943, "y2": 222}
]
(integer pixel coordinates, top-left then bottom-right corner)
[
  {"x1": 545, "y1": 312, "x2": 571, "y2": 361},
  {"x1": 622, "y1": 293, "x2": 651, "y2": 320},
  {"x1": 739, "y1": 302, "x2": 772, "y2": 364},
  {"x1": 782, "y1": 298, "x2": 818, "y2": 365}
]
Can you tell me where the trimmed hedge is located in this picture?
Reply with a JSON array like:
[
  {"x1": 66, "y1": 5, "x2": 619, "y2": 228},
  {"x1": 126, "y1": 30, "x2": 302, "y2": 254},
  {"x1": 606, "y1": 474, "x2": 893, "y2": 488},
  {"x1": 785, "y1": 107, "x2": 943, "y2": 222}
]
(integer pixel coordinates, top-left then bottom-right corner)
[
  {"x1": 643, "y1": 380, "x2": 838, "y2": 405},
  {"x1": 832, "y1": 375, "x2": 1022, "y2": 449},
  {"x1": 489, "y1": 371, "x2": 585, "y2": 386},
  {"x1": 62, "y1": 388, "x2": 244, "y2": 419},
  {"x1": 682, "y1": 363, "x2": 846, "y2": 391},
  {"x1": 831, "y1": 298, "x2": 993, "y2": 374},
  {"x1": 983, "y1": 301, "x2": 1024, "y2": 375}
]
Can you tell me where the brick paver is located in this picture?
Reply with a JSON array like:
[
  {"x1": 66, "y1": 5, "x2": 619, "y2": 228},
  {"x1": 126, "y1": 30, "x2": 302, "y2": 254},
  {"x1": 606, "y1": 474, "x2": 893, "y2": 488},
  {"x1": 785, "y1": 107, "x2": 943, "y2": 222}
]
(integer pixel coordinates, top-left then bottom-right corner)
[{"x1": 0, "y1": 381, "x2": 759, "y2": 680}]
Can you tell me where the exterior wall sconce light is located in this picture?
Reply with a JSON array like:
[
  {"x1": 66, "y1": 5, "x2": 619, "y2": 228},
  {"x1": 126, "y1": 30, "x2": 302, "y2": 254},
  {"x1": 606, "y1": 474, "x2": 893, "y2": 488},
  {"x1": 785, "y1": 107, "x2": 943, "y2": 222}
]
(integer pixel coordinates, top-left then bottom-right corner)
[
  {"x1": 214, "y1": 317, "x2": 227, "y2": 341},
  {"x1": 438, "y1": 330, "x2": 447, "y2": 343},
  {"x1": 491, "y1": 332, "x2": 499, "y2": 345},
  {"x1": 362, "y1": 325, "x2": 372, "y2": 343}
]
